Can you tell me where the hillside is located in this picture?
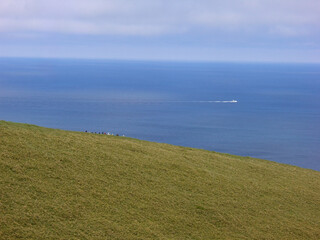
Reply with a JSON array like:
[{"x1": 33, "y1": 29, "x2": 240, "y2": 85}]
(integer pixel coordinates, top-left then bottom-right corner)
[{"x1": 0, "y1": 121, "x2": 319, "y2": 239}]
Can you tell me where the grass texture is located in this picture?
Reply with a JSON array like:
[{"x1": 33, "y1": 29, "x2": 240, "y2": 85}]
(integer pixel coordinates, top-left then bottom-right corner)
[{"x1": 0, "y1": 120, "x2": 319, "y2": 239}]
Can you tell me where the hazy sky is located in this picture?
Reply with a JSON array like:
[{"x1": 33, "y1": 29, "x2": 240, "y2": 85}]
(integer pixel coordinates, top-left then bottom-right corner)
[{"x1": 1, "y1": 0, "x2": 320, "y2": 62}]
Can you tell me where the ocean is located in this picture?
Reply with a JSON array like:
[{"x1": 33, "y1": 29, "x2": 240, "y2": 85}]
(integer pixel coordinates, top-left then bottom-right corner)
[{"x1": 0, "y1": 58, "x2": 319, "y2": 171}]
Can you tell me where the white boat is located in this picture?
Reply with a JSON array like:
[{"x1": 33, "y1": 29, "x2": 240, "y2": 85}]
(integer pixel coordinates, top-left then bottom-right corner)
[{"x1": 231, "y1": 100, "x2": 238, "y2": 103}]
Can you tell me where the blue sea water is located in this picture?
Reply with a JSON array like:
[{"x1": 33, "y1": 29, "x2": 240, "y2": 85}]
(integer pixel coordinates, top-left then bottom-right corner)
[{"x1": 0, "y1": 58, "x2": 319, "y2": 171}]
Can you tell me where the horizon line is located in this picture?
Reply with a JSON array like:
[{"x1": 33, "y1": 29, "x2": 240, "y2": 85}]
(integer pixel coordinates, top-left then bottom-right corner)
[{"x1": 1, "y1": 56, "x2": 320, "y2": 65}]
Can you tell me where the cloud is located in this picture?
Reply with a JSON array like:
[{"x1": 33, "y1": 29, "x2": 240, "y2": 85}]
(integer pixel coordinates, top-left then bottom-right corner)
[
  {"x1": 0, "y1": 0, "x2": 320, "y2": 62},
  {"x1": 0, "y1": 0, "x2": 319, "y2": 37}
]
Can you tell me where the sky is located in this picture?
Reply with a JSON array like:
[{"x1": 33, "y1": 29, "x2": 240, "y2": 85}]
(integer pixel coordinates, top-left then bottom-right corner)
[{"x1": 0, "y1": 0, "x2": 320, "y2": 63}]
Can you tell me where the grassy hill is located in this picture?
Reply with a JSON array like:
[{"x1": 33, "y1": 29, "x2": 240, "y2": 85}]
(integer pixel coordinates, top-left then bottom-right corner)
[{"x1": 0, "y1": 121, "x2": 319, "y2": 239}]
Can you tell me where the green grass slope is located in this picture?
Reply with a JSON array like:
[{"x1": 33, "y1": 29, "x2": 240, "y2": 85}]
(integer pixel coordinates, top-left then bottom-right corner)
[{"x1": 0, "y1": 121, "x2": 319, "y2": 240}]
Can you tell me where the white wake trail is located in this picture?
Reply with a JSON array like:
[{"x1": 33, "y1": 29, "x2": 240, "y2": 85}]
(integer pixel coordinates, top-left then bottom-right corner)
[
  {"x1": 152, "y1": 100, "x2": 238, "y2": 103},
  {"x1": 118, "y1": 100, "x2": 239, "y2": 103},
  {"x1": 102, "y1": 100, "x2": 238, "y2": 104}
]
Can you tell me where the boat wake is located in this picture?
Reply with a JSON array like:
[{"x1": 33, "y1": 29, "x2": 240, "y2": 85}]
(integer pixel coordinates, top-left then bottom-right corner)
[
  {"x1": 102, "y1": 100, "x2": 238, "y2": 104},
  {"x1": 150, "y1": 100, "x2": 238, "y2": 103}
]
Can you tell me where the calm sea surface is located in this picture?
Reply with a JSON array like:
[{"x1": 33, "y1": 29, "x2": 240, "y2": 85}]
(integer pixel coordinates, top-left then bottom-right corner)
[{"x1": 0, "y1": 58, "x2": 319, "y2": 171}]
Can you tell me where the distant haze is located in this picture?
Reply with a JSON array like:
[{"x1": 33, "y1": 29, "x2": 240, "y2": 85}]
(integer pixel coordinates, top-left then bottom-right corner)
[{"x1": 0, "y1": 0, "x2": 320, "y2": 62}]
